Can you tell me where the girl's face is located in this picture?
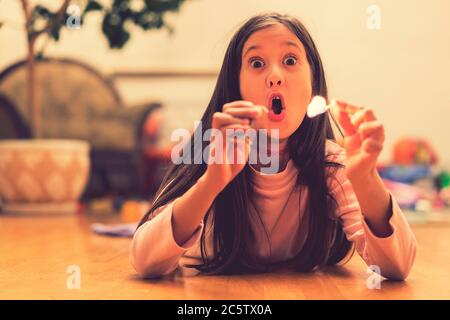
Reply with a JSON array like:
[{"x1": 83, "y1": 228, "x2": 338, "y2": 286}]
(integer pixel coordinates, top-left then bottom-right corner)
[{"x1": 239, "y1": 23, "x2": 312, "y2": 140}]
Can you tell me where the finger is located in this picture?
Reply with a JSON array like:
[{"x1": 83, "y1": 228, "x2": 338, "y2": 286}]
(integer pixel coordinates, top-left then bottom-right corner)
[
  {"x1": 249, "y1": 105, "x2": 269, "y2": 129},
  {"x1": 235, "y1": 135, "x2": 252, "y2": 164},
  {"x1": 349, "y1": 109, "x2": 367, "y2": 130},
  {"x1": 343, "y1": 133, "x2": 362, "y2": 156},
  {"x1": 211, "y1": 123, "x2": 250, "y2": 150},
  {"x1": 224, "y1": 105, "x2": 264, "y2": 120},
  {"x1": 255, "y1": 104, "x2": 270, "y2": 113},
  {"x1": 329, "y1": 100, "x2": 357, "y2": 136},
  {"x1": 359, "y1": 121, "x2": 385, "y2": 142},
  {"x1": 212, "y1": 112, "x2": 250, "y2": 128},
  {"x1": 350, "y1": 108, "x2": 377, "y2": 130},
  {"x1": 362, "y1": 137, "x2": 383, "y2": 155},
  {"x1": 334, "y1": 99, "x2": 362, "y2": 114},
  {"x1": 336, "y1": 109, "x2": 357, "y2": 136},
  {"x1": 222, "y1": 125, "x2": 252, "y2": 164},
  {"x1": 222, "y1": 100, "x2": 254, "y2": 111},
  {"x1": 222, "y1": 124, "x2": 251, "y2": 140}
]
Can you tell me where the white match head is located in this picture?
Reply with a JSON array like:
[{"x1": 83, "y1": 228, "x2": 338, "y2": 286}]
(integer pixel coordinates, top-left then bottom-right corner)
[{"x1": 307, "y1": 95, "x2": 327, "y2": 118}]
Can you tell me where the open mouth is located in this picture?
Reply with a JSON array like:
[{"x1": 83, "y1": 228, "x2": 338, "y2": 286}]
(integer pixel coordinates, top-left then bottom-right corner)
[
  {"x1": 267, "y1": 94, "x2": 286, "y2": 122},
  {"x1": 271, "y1": 96, "x2": 283, "y2": 114}
]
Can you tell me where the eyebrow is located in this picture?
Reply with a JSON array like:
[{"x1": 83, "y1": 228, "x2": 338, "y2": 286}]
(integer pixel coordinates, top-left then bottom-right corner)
[{"x1": 243, "y1": 40, "x2": 302, "y2": 58}]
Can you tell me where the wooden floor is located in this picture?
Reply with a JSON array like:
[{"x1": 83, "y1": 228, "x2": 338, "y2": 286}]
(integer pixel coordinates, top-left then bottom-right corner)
[{"x1": 1, "y1": 210, "x2": 450, "y2": 300}]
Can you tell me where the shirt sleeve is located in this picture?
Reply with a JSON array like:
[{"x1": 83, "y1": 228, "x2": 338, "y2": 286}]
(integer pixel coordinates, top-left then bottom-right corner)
[
  {"x1": 328, "y1": 166, "x2": 417, "y2": 280},
  {"x1": 130, "y1": 198, "x2": 204, "y2": 278}
]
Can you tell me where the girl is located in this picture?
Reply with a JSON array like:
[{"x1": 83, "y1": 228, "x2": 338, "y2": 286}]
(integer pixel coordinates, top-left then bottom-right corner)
[{"x1": 131, "y1": 12, "x2": 416, "y2": 280}]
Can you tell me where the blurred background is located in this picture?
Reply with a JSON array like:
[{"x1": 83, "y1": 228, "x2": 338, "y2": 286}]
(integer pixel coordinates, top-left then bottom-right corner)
[{"x1": 0, "y1": 0, "x2": 449, "y2": 222}]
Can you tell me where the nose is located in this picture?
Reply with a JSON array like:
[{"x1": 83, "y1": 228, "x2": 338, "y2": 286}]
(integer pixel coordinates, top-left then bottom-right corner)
[{"x1": 266, "y1": 68, "x2": 284, "y2": 88}]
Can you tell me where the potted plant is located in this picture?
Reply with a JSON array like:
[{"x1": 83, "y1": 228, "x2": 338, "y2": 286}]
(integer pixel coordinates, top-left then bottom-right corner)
[{"x1": 0, "y1": 0, "x2": 187, "y2": 214}]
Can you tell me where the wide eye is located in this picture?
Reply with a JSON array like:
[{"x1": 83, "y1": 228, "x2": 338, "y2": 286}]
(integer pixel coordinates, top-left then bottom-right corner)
[
  {"x1": 250, "y1": 58, "x2": 265, "y2": 69},
  {"x1": 284, "y1": 55, "x2": 297, "y2": 66}
]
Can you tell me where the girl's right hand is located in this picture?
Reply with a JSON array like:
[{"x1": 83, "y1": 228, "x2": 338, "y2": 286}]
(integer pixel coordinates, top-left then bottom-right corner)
[{"x1": 203, "y1": 100, "x2": 267, "y2": 192}]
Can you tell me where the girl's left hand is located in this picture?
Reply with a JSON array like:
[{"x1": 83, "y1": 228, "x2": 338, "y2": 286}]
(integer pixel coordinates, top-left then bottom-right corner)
[{"x1": 331, "y1": 100, "x2": 385, "y2": 183}]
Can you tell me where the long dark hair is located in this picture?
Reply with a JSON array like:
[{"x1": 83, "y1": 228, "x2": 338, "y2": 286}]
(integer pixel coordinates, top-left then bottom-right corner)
[{"x1": 137, "y1": 12, "x2": 354, "y2": 274}]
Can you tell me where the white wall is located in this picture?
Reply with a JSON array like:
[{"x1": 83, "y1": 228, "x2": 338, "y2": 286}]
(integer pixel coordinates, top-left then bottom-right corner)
[{"x1": 1, "y1": 0, "x2": 449, "y2": 164}]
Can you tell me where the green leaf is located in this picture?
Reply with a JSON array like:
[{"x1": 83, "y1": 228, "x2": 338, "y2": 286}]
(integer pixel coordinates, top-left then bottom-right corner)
[
  {"x1": 33, "y1": 5, "x2": 53, "y2": 18},
  {"x1": 84, "y1": 0, "x2": 103, "y2": 14},
  {"x1": 49, "y1": 24, "x2": 62, "y2": 41},
  {"x1": 102, "y1": 12, "x2": 130, "y2": 49},
  {"x1": 27, "y1": 0, "x2": 190, "y2": 49},
  {"x1": 145, "y1": 0, "x2": 185, "y2": 13}
]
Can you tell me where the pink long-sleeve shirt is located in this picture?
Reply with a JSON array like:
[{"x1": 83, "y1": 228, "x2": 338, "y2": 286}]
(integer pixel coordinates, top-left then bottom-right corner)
[{"x1": 130, "y1": 140, "x2": 417, "y2": 279}]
